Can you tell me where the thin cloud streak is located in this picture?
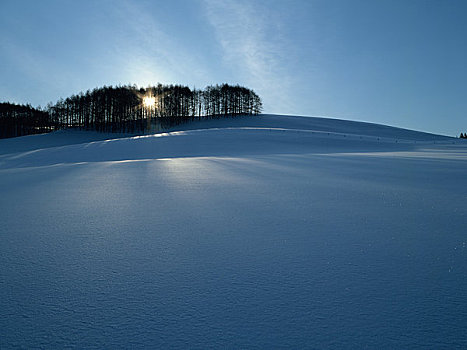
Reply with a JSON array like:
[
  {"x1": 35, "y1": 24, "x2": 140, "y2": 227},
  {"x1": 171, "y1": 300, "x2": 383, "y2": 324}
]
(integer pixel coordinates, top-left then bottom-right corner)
[
  {"x1": 202, "y1": 0, "x2": 294, "y2": 113},
  {"x1": 109, "y1": 0, "x2": 213, "y2": 88},
  {"x1": 0, "y1": 0, "x2": 214, "y2": 106}
]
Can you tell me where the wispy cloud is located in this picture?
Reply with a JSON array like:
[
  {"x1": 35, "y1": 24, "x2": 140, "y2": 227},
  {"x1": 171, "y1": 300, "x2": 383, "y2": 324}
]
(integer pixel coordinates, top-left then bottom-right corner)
[
  {"x1": 1, "y1": 0, "x2": 214, "y2": 106},
  {"x1": 202, "y1": 0, "x2": 294, "y2": 113},
  {"x1": 108, "y1": 0, "x2": 212, "y2": 87}
]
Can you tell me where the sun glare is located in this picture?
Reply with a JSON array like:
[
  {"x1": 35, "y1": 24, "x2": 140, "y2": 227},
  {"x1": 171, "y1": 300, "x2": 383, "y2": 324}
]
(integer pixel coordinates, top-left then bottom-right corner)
[{"x1": 143, "y1": 96, "x2": 156, "y2": 108}]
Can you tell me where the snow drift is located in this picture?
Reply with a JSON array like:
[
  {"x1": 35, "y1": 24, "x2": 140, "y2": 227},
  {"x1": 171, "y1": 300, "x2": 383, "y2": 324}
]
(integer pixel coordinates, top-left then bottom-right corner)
[{"x1": 1, "y1": 115, "x2": 466, "y2": 348}]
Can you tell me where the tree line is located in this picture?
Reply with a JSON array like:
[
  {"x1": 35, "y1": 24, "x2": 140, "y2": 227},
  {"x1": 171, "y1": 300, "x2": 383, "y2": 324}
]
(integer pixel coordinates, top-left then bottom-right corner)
[
  {"x1": 0, "y1": 102, "x2": 51, "y2": 138},
  {"x1": 0, "y1": 83, "x2": 262, "y2": 138}
]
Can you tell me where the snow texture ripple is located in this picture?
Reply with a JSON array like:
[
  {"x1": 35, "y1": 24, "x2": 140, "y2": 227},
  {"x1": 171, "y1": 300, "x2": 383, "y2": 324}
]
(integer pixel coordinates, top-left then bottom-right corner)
[{"x1": 1, "y1": 115, "x2": 466, "y2": 349}]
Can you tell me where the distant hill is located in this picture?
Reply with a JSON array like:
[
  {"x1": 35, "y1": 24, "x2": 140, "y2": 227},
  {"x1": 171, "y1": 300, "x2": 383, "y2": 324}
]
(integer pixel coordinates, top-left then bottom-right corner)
[
  {"x1": 165, "y1": 114, "x2": 454, "y2": 141},
  {"x1": 0, "y1": 114, "x2": 460, "y2": 170}
]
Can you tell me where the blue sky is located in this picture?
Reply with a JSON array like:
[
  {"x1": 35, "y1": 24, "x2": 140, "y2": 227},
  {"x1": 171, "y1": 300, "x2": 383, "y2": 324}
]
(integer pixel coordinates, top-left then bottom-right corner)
[{"x1": 1, "y1": 0, "x2": 466, "y2": 136}]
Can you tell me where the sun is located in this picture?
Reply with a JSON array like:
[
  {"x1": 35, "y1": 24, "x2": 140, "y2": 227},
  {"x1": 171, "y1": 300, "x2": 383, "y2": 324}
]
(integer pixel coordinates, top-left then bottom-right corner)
[{"x1": 143, "y1": 96, "x2": 156, "y2": 108}]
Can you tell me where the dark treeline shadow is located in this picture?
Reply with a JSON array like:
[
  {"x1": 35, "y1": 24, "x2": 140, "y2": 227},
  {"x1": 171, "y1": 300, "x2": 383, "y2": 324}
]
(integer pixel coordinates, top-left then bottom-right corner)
[
  {"x1": 0, "y1": 83, "x2": 263, "y2": 139},
  {"x1": 0, "y1": 102, "x2": 51, "y2": 138}
]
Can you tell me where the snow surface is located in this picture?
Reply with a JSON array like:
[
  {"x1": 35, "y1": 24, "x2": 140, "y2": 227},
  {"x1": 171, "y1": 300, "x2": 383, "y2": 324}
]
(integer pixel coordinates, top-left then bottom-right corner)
[{"x1": 1, "y1": 115, "x2": 466, "y2": 348}]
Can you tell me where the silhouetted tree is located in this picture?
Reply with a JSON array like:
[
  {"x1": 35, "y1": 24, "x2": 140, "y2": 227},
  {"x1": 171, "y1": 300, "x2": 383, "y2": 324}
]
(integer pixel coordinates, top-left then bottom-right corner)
[
  {"x1": 1, "y1": 83, "x2": 262, "y2": 138},
  {"x1": 0, "y1": 102, "x2": 51, "y2": 138}
]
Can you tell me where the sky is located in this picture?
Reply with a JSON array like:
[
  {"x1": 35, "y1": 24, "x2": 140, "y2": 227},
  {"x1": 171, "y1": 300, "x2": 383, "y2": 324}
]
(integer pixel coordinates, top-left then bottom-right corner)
[{"x1": 1, "y1": 0, "x2": 466, "y2": 136}]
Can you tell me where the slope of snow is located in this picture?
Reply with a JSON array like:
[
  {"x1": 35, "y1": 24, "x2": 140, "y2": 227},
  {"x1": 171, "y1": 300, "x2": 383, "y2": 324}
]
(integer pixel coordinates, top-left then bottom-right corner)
[
  {"x1": 166, "y1": 114, "x2": 455, "y2": 141},
  {"x1": 0, "y1": 129, "x2": 134, "y2": 156},
  {"x1": 1, "y1": 115, "x2": 466, "y2": 348},
  {"x1": 0, "y1": 114, "x2": 453, "y2": 158}
]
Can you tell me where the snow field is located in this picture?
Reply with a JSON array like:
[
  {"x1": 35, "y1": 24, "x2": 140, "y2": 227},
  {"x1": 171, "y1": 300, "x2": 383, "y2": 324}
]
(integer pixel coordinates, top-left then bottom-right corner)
[{"x1": 1, "y1": 115, "x2": 466, "y2": 348}]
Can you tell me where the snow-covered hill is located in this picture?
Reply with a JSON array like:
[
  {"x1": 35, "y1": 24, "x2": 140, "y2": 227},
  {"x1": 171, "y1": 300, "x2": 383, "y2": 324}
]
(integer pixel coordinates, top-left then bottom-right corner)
[
  {"x1": 0, "y1": 115, "x2": 461, "y2": 169},
  {"x1": 1, "y1": 115, "x2": 466, "y2": 348},
  {"x1": 0, "y1": 114, "x2": 454, "y2": 156}
]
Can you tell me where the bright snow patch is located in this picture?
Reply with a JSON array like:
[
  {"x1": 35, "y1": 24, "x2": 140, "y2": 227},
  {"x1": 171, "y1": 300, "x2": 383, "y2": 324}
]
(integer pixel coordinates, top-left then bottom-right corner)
[{"x1": 1, "y1": 115, "x2": 466, "y2": 348}]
